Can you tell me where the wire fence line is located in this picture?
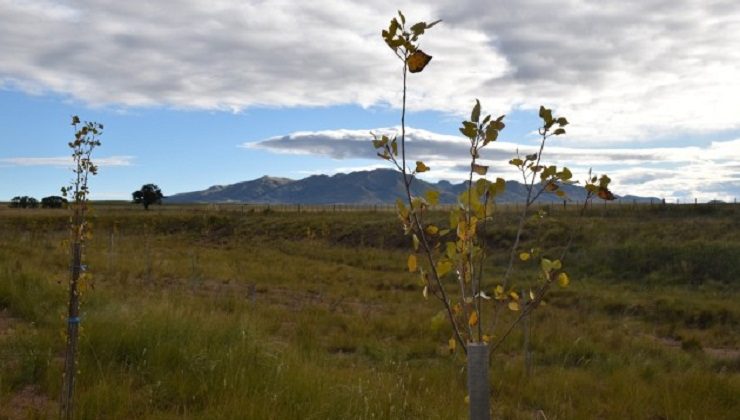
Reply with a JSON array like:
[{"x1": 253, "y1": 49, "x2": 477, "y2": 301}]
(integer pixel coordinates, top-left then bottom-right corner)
[
  {"x1": 2, "y1": 197, "x2": 737, "y2": 216},
  {"x1": 143, "y1": 198, "x2": 740, "y2": 215}
]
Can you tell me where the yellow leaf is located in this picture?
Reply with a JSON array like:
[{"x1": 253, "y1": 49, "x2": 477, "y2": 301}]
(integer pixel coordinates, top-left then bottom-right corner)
[
  {"x1": 468, "y1": 311, "x2": 479, "y2": 327},
  {"x1": 509, "y1": 291, "x2": 519, "y2": 301},
  {"x1": 464, "y1": 395, "x2": 470, "y2": 404},
  {"x1": 407, "y1": 254, "x2": 417, "y2": 272},
  {"x1": 415, "y1": 161, "x2": 430, "y2": 173},
  {"x1": 558, "y1": 272, "x2": 570, "y2": 287},
  {"x1": 425, "y1": 224, "x2": 439, "y2": 235},
  {"x1": 407, "y1": 50, "x2": 432, "y2": 73},
  {"x1": 425, "y1": 190, "x2": 440, "y2": 205},
  {"x1": 519, "y1": 252, "x2": 530, "y2": 261},
  {"x1": 508, "y1": 301, "x2": 520, "y2": 311},
  {"x1": 552, "y1": 259, "x2": 562, "y2": 270},
  {"x1": 482, "y1": 334, "x2": 492, "y2": 344},
  {"x1": 412, "y1": 234, "x2": 420, "y2": 251},
  {"x1": 448, "y1": 337, "x2": 457, "y2": 353},
  {"x1": 452, "y1": 303, "x2": 462, "y2": 315},
  {"x1": 436, "y1": 260, "x2": 453, "y2": 277},
  {"x1": 422, "y1": 285, "x2": 428, "y2": 299}
]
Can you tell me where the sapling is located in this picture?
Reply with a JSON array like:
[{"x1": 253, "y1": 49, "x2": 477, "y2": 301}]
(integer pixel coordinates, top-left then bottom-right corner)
[
  {"x1": 373, "y1": 11, "x2": 615, "y2": 419},
  {"x1": 59, "y1": 116, "x2": 102, "y2": 420}
]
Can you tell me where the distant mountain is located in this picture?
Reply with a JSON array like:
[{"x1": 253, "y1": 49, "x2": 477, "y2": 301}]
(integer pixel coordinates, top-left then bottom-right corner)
[{"x1": 165, "y1": 169, "x2": 657, "y2": 204}]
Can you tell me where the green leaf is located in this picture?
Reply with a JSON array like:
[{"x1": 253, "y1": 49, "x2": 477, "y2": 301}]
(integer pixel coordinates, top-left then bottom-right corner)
[
  {"x1": 557, "y1": 117, "x2": 568, "y2": 126},
  {"x1": 472, "y1": 163, "x2": 488, "y2": 175},
  {"x1": 559, "y1": 167, "x2": 573, "y2": 180},
  {"x1": 460, "y1": 121, "x2": 477, "y2": 139},
  {"x1": 541, "y1": 258, "x2": 553, "y2": 273},
  {"x1": 484, "y1": 125, "x2": 498, "y2": 144},
  {"x1": 539, "y1": 106, "x2": 553, "y2": 126},
  {"x1": 554, "y1": 128, "x2": 566, "y2": 135},
  {"x1": 430, "y1": 311, "x2": 446, "y2": 331},
  {"x1": 449, "y1": 209, "x2": 460, "y2": 229},
  {"x1": 389, "y1": 18, "x2": 399, "y2": 37},
  {"x1": 471, "y1": 99, "x2": 481, "y2": 123},
  {"x1": 415, "y1": 161, "x2": 430, "y2": 173},
  {"x1": 445, "y1": 241, "x2": 457, "y2": 259},
  {"x1": 425, "y1": 189, "x2": 440, "y2": 205},
  {"x1": 391, "y1": 137, "x2": 398, "y2": 156},
  {"x1": 410, "y1": 21, "x2": 426, "y2": 36},
  {"x1": 488, "y1": 177, "x2": 506, "y2": 196},
  {"x1": 396, "y1": 198, "x2": 409, "y2": 218},
  {"x1": 475, "y1": 179, "x2": 490, "y2": 197}
]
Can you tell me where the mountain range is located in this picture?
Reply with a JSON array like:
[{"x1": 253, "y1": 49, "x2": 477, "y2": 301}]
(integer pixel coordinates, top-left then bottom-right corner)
[{"x1": 165, "y1": 169, "x2": 657, "y2": 204}]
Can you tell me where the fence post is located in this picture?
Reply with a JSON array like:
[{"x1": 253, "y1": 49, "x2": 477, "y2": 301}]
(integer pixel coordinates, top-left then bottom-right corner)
[
  {"x1": 522, "y1": 288, "x2": 532, "y2": 377},
  {"x1": 467, "y1": 343, "x2": 491, "y2": 420}
]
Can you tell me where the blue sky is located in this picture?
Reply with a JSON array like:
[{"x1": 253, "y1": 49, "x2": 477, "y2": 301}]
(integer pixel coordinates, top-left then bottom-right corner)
[{"x1": 1, "y1": 1, "x2": 739, "y2": 202}]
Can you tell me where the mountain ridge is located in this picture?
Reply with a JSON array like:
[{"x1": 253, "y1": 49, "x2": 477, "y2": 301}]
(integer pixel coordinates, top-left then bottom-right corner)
[{"x1": 165, "y1": 169, "x2": 657, "y2": 204}]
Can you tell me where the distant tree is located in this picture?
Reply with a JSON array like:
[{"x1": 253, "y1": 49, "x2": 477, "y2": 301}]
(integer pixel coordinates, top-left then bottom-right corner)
[
  {"x1": 133, "y1": 184, "x2": 164, "y2": 210},
  {"x1": 41, "y1": 195, "x2": 68, "y2": 208},
  {"x1": 8, "y1": 196, "x2": 38, "y2": 208}
]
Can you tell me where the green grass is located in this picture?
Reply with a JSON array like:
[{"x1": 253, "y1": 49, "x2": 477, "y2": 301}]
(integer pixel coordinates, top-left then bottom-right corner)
[{"x1": 0, "y1": 203, "x2": 738, "y2": 418}]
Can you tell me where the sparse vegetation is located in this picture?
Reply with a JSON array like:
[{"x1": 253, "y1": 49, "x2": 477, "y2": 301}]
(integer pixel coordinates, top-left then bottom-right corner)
[{"x1": 0, "y1": 204, "x2": 738, "y2": 419}]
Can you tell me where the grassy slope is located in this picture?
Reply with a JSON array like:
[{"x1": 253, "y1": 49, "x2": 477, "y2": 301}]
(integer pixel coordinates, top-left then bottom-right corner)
[{"x1": 0, "y1": 204, "x2": 738, "y2": 419}]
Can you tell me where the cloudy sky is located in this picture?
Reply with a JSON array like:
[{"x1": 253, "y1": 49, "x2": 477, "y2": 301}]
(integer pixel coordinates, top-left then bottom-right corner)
[{"x1": 1, "y1": 0, "x2": 738, "y2": 201}]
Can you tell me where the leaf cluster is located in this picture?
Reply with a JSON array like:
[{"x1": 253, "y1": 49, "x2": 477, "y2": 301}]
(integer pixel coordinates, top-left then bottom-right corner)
[
  {"x1": 382, "y1": 10, "x2": 440, "y2": 72},
  {"x1": 373, "y1": 12, "x2": 615, "y2": 355}
]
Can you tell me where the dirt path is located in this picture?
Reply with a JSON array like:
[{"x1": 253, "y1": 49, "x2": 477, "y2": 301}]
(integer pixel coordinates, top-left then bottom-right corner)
[{"x1": 644, "y1": 333, "x2": 740, "y2": 360}]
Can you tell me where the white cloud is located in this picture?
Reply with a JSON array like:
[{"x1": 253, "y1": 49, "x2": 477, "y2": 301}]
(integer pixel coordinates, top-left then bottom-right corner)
[
  {"x1": 1, "y1": 1, "x2": 738, "y2": 143},
  {"x1": 0, "y1": 155, "x2": 135, "y2": 167},
  {"x1": 249, "y1": 127, "x2": 740, "y2": 201}
]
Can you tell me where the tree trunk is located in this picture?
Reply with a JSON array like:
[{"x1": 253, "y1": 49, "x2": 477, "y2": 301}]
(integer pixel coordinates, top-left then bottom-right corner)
[{"x1": 60, "y1": 241, "x2": 82, "y2": 420}]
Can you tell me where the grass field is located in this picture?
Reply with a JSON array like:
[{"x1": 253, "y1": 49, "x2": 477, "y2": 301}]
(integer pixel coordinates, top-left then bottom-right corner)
[{"x1": 0, "y1": 203, "x2": 738, "y2": 419}]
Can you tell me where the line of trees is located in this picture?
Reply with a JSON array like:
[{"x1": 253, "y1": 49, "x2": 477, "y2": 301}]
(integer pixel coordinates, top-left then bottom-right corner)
[
  {"x1": 6, "y1": 184, "x2": 164, "y2": 211},
  {"x1": 8, "y1": 195, "x2": 68, "y2": 208}
]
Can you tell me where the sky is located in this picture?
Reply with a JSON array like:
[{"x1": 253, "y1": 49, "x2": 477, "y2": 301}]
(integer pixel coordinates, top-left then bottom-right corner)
[{"x1": 1, "y1": 0, "x2": 739, "y2": 202}]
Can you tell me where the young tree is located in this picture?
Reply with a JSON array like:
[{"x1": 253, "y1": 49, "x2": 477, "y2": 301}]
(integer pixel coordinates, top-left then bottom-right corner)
[
  {"x1": 59, "y1": 115, "x2": 102, "y2": 420},
  {"x1": 373, "y1": 11, "x2": 615, "y2": 419},
  {"x1": 132, "y1": 184, "x2": 164, "y2": 210}
]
